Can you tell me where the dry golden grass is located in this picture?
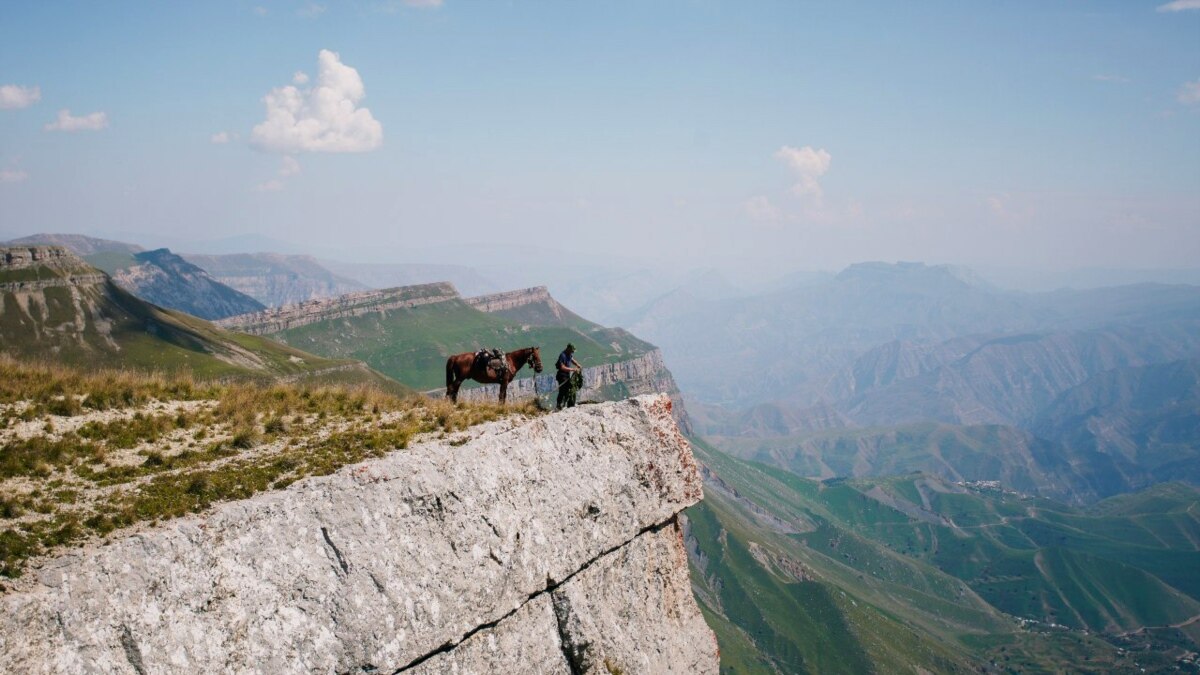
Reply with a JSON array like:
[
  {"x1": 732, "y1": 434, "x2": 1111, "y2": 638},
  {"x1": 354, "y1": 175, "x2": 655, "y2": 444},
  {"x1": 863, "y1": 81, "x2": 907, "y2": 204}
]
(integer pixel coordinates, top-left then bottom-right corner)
[{"x1": 0, "y1": 357, "x2": 540, "y2": 583}]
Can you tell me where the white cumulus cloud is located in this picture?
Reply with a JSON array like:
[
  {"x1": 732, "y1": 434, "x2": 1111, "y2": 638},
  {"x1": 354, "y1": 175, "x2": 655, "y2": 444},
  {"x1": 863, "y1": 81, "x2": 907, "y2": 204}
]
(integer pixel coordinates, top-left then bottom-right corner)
[
  {"x1": 211, "y1": 131, "x2": 233, "y2": 144},
  {"x1": 775, "y1": 145, "x2": 832, "y2": 202},
  {"x1": 1178, "y1": 79, "x2": 1200, "y2": 105},
  {"x1": 0, "y1": 168, "x2": 28, "y2": 183},
  {"x1": 251, "y1": 49, "x2": 382, "y2": 153},
  {"x1": 293, "y1": 71, "x2": 310, "y2": 85},
  {"x1": 0, "y1": 85, "x2": 41, "y2": 109},
  {"x1": 1157, "y1": 0, "x2": 1200, "y2": 11},
  {"x1": 44, "y1": 109, "x2": 108, "y2": 132}
]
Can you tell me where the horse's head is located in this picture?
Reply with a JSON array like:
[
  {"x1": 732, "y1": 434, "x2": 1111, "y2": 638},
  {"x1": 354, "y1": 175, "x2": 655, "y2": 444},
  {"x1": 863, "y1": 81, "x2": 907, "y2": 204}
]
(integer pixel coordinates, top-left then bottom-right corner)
[{"x1": 529, "y1": 347, "x2": 543, "y2": 373}]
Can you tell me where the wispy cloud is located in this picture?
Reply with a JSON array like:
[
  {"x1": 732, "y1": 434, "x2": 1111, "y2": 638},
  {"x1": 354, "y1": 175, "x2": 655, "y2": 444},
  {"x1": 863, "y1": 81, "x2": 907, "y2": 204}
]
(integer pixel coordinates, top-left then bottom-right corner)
[
  {"x1": 1178, "y1": 79, "x2": 1200, "y2": 105},
  {"x1": 1157, "y1": 0, "x2": 1200, "y2": 11},
  {"x1": 251, "y1": 49, "x2": 383, "y2": 153},
  {"x1": 775, "y1": 145, "x2": 832, "y2": 203},
  {"x1": 211, "y1": 131, "x2": 234, "y2": 144},
  {"x1": 744, "y1": 195, "x2": 781, "y2": 223},
  {"x1": 253, "y1": 6, "x2": 268, "y2": 16},
  {"x1": 0, "y1": 168, "x2": 28, "y2": 183},
  {"x1": 297, "y1": 2, "x2": 326, "y2": 18},
  {"x1": 1091, "y1": 74, "x2": 1130, "y2": 83},
  {"x1": 44, "y1": 109, "x2": 108, "y2": 132},
  {"x1": 0, "y1": 84, "x2": 41, "y2": 109},
  {"x1": 254, "y1": 156, "x2": 303, "y2": 193},
  {"x1": 279, "y1": 156, "x2": 302, "y2": 176},
  {"x1": 373, "y1": 0, "x2": 444, "y2": 12}
]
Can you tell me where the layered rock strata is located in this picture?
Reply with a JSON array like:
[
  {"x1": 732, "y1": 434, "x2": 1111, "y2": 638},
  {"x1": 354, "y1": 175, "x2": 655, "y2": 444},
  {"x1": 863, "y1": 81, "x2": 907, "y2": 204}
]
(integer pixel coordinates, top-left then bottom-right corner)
[
  {"x1": 465, "y1": 286, "x2": 556, "y2": 314},
  {"x1": 0, "y1": 395, "x2": 717, "y2": 674},
  {"x1": 0, "y1": 246, "x2": 107, "y2": 291},
  {"x1": 217, "y1": 282, "x2": 459, "y2": 335}
]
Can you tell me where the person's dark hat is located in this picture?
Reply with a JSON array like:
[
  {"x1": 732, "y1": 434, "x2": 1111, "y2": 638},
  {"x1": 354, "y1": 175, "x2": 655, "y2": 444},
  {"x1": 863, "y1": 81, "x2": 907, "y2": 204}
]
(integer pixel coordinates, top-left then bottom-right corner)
[{"x1": 566, "y1": 343, "x2": 576, "y2": 352}]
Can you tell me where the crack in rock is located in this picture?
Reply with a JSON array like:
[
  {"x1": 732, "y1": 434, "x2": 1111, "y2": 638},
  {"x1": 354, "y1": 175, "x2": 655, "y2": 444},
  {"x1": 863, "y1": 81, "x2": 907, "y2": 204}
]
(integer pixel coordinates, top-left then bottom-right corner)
[{"x1": 321, "y1": 526, "x2": 350, "y2": 576}]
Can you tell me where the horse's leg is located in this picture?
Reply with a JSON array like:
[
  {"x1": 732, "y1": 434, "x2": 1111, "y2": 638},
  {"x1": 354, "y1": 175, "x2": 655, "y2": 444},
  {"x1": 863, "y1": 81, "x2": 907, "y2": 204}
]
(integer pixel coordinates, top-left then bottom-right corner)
[
  {"x1": 447, "y1": 375, "x2": 460, "y2": 403},
  {"x1": 499, "y1": 379, "x2": 507, "y2": 406}
]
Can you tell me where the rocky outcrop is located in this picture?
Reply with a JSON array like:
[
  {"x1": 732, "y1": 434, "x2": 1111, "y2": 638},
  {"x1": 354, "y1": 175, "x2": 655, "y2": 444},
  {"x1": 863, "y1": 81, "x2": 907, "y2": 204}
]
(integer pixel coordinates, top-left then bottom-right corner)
[
  {"x1": 0, "y1": 246, "x2": 107, "y2": 291},
  {"x1": 466, "y1": 286, "x2": 556, "y2": 313},
  {"x1": 0, "y1": 395, "x2": 717, "y2": 674},
  {"x1": 109, "y1": 249, "x2": 266, "y2": 320},
  {"x1": 217, "y1": 283, "x2": 460, "y2": 335}
]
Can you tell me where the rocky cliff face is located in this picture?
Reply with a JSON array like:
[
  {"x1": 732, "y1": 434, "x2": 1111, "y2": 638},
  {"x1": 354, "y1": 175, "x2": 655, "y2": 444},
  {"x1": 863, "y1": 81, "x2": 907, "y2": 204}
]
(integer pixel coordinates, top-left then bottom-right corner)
[
  {"x1": 109, "y1": 249, "x2": 266, "y2": 320},
  {"x1": 0, "y1": 246, "x2": 107, "y2": 291},
  {"x1": 183, "y1": 253, "x2": 368, "y2": 308},
  {"x1": 217, "y1": 282, "x2": 460, "y2": 335},
  {"x1": 466, "y1": 286, "x2": 557, "y2": 313},
  {"x1": 0, "y1": 396, "x2": 717, "y2": 674}
]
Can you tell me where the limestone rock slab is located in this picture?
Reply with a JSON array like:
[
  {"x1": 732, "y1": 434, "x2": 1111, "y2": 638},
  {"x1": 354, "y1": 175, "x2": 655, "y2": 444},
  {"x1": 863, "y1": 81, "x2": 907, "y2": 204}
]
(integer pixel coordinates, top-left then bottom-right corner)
[{"x1": 0, "y1": 395, "x2": 706, "y2": 674}]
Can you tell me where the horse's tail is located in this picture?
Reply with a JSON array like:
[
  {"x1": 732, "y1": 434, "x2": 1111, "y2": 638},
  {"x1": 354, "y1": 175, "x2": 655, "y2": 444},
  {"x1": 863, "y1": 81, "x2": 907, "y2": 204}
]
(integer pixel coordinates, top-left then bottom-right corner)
[{"x1": 446, "y1": 357, "x2": 456, "y2": 389}]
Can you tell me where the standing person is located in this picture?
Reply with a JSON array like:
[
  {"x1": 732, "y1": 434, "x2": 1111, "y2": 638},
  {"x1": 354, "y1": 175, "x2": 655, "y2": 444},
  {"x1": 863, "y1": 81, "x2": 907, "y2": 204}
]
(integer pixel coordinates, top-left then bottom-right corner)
[{"x1": 555, "y1": 343, "x2": 582, "y2": 410}]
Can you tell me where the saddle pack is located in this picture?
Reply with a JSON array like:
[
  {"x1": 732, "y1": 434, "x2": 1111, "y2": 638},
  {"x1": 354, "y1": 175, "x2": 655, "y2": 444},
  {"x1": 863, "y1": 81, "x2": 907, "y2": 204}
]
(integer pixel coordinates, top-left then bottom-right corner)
[{"x1": 474, "y1": 348, "x2": 508, "y2": 375}]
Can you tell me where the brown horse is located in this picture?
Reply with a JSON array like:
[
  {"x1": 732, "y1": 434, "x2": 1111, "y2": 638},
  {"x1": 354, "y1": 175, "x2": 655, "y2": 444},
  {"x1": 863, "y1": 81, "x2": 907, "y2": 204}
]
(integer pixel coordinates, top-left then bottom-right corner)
[{"x1": 445, "y1": 346, "x2": 543, "y2": 404}]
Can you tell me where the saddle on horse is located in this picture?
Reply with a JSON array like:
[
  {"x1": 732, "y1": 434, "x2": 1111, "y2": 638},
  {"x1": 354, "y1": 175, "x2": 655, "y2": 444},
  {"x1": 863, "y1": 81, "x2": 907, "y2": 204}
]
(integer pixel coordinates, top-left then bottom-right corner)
[{"x1": 474, "y1": 348, "x2": 508, "y2": 376}]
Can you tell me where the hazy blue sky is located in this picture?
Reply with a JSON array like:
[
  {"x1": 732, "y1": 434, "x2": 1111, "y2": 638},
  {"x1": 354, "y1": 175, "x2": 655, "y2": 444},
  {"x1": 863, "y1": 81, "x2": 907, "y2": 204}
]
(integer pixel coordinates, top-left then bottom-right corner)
[{"x1": 1, "y1": 1, "x2": 1198, "y2": 271}]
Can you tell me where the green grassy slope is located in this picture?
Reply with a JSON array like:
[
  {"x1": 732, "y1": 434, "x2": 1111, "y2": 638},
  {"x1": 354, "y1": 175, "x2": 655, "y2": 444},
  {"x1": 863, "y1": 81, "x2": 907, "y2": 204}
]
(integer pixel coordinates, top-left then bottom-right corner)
[
  {"x1": 269, "y1": 296, "x2": 653, "y2": 390},
  {"x1": 688, "y1": 439, "x2": 1200, "y2": 672},
  {"x1": 1, "y1": 259, "x2": 402, "y2": 391}
]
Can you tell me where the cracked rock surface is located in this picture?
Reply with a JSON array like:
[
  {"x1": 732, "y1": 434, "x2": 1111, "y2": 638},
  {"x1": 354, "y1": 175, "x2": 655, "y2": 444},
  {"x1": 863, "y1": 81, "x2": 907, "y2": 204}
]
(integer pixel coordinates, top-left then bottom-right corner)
[{"x1": 0, "y1": 395, "x2": 715, "y2": 674}]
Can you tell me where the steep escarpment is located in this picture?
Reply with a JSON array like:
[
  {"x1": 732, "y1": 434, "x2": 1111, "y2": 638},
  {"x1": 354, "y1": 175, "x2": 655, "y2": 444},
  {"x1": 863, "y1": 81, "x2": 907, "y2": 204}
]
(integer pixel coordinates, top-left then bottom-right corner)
[
  {"x1": 217, "y1": 282, "x2": 460, "y2": 335},
  {"x1": 0, "y1": 396, "x2": 718, "y2": 674},
  {"x1": 183, "y1": 252, "x2": 368, "y2": 307},
  {"x1": 108, "y1": 248, "x2": 266, "y2": 320}
]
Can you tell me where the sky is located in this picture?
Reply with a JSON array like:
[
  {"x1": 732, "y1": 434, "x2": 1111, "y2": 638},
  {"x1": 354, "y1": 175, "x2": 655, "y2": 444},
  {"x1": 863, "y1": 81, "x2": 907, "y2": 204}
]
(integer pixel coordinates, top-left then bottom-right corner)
[{"x1": 1, "y1": 1, "x2": 1198, "y2": 273}]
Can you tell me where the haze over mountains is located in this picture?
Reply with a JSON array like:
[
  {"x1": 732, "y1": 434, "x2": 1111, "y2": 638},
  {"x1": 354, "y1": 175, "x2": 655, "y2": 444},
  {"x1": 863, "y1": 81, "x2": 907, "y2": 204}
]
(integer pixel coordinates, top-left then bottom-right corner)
[{"x1": 4, "y1": 231, "x2": 1198, "y2": 671}]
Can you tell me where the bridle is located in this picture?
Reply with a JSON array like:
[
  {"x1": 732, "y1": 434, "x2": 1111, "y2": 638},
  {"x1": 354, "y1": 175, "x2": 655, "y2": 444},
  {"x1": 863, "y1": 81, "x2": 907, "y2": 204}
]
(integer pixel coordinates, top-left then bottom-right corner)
[{"x1": 526, "y1": 347, "x2": 543, "y2": 373}]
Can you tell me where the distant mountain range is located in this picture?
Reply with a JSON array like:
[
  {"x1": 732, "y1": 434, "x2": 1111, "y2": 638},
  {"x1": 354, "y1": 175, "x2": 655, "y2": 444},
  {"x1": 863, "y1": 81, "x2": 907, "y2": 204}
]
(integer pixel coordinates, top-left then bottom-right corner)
[{"x1": 179, "y1": 252, "x2": 367, "y2": 307}]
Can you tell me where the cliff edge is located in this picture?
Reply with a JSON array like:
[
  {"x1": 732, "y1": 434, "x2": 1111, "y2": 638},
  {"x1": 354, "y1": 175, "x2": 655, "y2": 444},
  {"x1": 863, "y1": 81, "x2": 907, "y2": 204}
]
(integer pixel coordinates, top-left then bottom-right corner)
[{"x1": 0, "y1": 395, "x2": 717, "y2": 674}]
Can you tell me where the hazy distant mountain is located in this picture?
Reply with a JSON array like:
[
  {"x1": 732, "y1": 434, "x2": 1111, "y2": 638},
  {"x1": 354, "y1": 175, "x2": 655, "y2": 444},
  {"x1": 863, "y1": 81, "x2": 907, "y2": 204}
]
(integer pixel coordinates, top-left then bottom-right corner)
[
  {"x1": 628, "y1": 261, "x2": 1042, "y2": 406},
  {"x1": 100, "y1": 248, "x2": 266, "y2": 320},
  {"x1": 3, "y1": 233, "x2": 143, "y2": 256},
  {"x1": 1032, "y1": 359, "x2": 1200, "y2": 488},
  {"x1": 182, "y1": 253, "x2": 367, "y2": 307},
  {"x1": 320, "y1": 259, "x2": 498, "y2": 297},
  {"x1": 629, "y1": 261, "x2": 1200, "y2": 408},
  {"x1": 844, "y1": 323, "x2": 1200, "y2": 428}
]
